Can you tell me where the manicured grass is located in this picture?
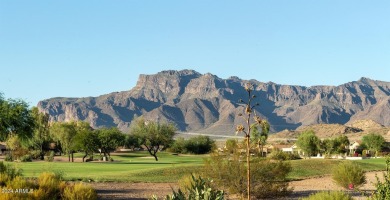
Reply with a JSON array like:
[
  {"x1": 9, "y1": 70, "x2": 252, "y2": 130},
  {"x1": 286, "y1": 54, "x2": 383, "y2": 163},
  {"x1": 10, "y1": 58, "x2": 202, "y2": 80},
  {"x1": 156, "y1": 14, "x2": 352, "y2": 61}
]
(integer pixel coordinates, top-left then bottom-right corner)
[
  {"x1": 288, "y1": 159, "x2": 343, "y2": 180},
  {"x1": 7, "y1": 152, "x2": 387, "y2": 183},
  {"x1": 8, "y1": 151, "x2": 205, "y2": 183},
  {"x1": 355, "y1": 157, "x2": 387, "y2": 171},
  {"x1": 288, "y1": 158, "x2": 387, "y2": 180}
]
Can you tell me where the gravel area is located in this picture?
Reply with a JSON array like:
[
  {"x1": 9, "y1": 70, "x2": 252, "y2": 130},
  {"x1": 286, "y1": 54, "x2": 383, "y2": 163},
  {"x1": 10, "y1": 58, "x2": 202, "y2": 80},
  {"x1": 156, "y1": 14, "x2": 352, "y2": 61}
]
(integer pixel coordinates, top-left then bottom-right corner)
[{"x1": 89, "y1": 171, "x2": 385, "y2": 199}]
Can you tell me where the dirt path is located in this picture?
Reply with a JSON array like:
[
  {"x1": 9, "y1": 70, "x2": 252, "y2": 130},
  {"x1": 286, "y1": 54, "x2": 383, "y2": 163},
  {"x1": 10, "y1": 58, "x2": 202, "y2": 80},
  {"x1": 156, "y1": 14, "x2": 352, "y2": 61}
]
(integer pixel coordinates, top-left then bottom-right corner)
[
  {"x1": 88, "y1": 182, "x2": 177, "y2": 200},
  {"x1": 89, "y1": 171, "x2": 385, "y2": 200},
  {"x1": 288, "y1": 171, "x2": 384, "y2": 199}
]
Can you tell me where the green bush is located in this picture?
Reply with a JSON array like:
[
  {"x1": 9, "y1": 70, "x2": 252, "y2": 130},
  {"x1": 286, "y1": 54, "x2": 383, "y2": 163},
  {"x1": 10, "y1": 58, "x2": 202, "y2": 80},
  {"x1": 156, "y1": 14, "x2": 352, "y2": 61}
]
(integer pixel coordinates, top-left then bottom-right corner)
[
  {"x1": 37, "y1": 172, "x2": 62, "y2": 199},
  {"x1": 224, "y1": 139, "x2": 238, "y2": 154},
  {"x1": 45, "y1": 151, "x2": 55, "y2": 162},
  {"x1": 0, "y1": 161, "x2": 23, "y2": 185},
  {"x1": 0, "y1": 167, "x2": 97, "y2": 200},
  {"x1": 62, "y1": 183, "x2": 98, "y2": 200},
  {"x1": 168, "y1": 137, "x2": 187, "y2": 154},
  {"x1": 203, "y1": 152, "x2": 292, "y2": 198},
  {"x1": 4, "y1": 154, "x2": 13, "y2": 162},
  {"x1": 301, "y1": 191, "x2": 353, "y2": 200},
  {"x1": 269, "y1": 150, "x2": 301, "y2": 160},
  {"x1": 5, "y1": 176, "x2": 36, "y2": 198},
  {"x1": 169, "y1": 136, "x2": 215, "y2": 154},
  {"x1": 332, "y1": 161, "x2": 366, "y2": 189},
  {"x1": 185, "y1": 136, "x2": 215, "y2": 154},
  {"x1": 20, "y1": 154, "x2": 32, "y2": 162},
  {"x1": 251, "y1": 159, "x2": 292, "y2": 198},
  {"x1": 30, "y1": 150, "x2": 42, "y2": 160}
]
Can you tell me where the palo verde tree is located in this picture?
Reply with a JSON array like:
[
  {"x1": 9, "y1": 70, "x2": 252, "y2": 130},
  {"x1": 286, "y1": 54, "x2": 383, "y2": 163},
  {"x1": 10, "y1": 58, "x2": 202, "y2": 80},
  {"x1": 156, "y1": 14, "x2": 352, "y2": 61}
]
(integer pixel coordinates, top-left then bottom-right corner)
[
  {"x1": 235, "y1": 82, "x2": 270, "y2": 200},
  {"x1": 130, "y1": 117, "x2": 176, "y2": 161}
]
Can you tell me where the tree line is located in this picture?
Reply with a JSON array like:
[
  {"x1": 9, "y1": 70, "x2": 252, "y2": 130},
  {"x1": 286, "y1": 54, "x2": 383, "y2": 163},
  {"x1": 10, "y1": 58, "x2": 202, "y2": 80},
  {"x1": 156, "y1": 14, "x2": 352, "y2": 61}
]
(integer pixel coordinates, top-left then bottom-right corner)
[
  {"x1": 296, "y1": 130, "x2": 386, "y2": 158},
  {"x1": 0, "y1": 94, "x2": 215, "y2": 162}
]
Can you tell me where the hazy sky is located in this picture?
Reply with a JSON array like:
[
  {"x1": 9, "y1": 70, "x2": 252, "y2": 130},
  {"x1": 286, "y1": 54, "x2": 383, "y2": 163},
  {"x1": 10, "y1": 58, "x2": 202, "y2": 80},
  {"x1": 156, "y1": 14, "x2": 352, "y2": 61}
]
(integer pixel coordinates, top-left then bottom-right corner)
[{"x1": 1, "y1": 1, "x2": 389, "y2": 106}]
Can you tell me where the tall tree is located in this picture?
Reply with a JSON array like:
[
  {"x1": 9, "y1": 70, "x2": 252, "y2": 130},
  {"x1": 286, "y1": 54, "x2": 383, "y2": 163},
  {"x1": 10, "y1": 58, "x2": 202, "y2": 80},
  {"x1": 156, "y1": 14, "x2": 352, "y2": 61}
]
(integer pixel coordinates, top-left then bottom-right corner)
[
  {"x1": 296, "y1": 130, "x2": 320, "y2": 158},
  {"x1": 362, "y1": 133, "x2": 385, "y2": 157},
  {"x1": 130, "y1": 117, "x2": 176, "y2": 161},
  {"x1": 96, "y1": 127, "x2": 125, "y2": 159},
  {"x1": 0, "y1": 95, "x2": 34, "y2": 142},
  {"x1": 334, "y1": 135, "x2": 350, "y2": 155},
  {"x1": 50, "y1": 122, "x2": 78, "y2": 162},
  {"x1": 30, "y1": 107, "x2": 51, "y2": 160},
  {"x1": 123, "y1": 134, "x2": 140, "y2": 151},
  {"x1": 73, "y1": 129, "x2": 99, "y2": 162}
]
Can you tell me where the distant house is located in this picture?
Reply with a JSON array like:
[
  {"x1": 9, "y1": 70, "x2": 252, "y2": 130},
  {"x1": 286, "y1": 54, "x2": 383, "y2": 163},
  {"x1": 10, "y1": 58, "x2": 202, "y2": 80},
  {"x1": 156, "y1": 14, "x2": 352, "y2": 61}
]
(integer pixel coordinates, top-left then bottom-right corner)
[
  {"x1": 260, "y1": 144, "x2": 300, "y2": 156},
  {"x1": 349, "y1": 141, "x2": 362, "y2": 156},
  {"x1": 281, "y1": 144, "x2": 301, "y2": 155}
]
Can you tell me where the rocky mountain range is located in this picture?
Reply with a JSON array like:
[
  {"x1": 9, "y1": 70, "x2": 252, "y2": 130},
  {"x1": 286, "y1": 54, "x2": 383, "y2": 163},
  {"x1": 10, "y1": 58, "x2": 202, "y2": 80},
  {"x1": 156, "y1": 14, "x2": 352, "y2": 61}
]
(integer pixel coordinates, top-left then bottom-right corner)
[{"x1": 37, "y1": 70, "x2": 390, "y2": 135}]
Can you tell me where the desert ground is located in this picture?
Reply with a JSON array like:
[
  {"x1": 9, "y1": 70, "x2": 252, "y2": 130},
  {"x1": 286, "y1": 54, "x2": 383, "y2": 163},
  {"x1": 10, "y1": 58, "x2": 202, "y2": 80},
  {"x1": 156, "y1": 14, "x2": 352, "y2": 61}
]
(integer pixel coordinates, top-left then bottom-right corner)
[{"x1": 89, "y1": 171, "x2": 384, "y2": 200}]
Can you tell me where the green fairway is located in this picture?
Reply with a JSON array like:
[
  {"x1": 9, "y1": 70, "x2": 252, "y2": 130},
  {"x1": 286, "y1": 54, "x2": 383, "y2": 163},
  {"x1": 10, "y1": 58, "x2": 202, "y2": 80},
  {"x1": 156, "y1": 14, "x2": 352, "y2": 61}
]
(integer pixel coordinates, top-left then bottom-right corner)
[
  {"x1": 8, "y1": 152, "x2": 205, "y2": 183},
  {"x1": 288, "y1": 158, "x2": 387, "y2": 180},
  {"x1": 7, "y1": 152, "x2": 388, "y2": 183}
]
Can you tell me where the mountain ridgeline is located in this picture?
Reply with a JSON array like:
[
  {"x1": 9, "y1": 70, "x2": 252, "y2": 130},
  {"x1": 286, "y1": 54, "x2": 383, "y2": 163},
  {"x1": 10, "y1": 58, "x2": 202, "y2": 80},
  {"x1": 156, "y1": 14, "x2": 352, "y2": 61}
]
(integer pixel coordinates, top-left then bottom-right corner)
[{"x1": 37, "y1": 70, "x2": 390, "y2": 134}]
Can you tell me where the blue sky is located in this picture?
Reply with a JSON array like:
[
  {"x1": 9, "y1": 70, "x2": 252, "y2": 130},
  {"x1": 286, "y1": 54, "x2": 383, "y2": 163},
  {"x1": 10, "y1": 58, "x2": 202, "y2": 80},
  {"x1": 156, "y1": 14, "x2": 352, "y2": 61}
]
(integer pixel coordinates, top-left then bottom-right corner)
[{"x1": 1, "y1": 1, "x2": 389, "y2": 106}]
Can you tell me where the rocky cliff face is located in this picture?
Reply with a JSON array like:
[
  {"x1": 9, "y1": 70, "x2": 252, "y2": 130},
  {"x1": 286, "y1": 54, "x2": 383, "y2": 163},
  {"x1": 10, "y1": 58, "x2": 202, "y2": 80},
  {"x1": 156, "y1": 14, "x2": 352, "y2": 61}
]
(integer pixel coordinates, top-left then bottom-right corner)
[{"x1": 37, "y1": 70, "x2": 390, "y2": 134}]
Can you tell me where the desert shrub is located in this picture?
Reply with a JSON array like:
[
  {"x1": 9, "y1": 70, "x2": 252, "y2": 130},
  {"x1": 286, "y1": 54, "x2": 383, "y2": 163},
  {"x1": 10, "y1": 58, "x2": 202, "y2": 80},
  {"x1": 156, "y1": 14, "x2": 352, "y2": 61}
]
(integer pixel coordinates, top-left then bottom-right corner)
[
  {"x1": 371, "y1": 157, "x2": 390, "y2": 199},
  {"x1": 251, "y1": 159, "x2": 292, "y2": 198},
  {"x1": 30, "y1": 150, "x2": 42, "y2": 160},
  {"x1": 37, "y1": 172, "x2": 62, "y2": 199},
  {"x1": 203, "y1": 152, "x2": 291, "y2": 198},
  {"x1": 203, "y1": 153, "x2": 245, "y2": 195},
  {"x1": 0, "y1": 168, "x2": 97, "y2": 200},
  {"x1": 4, "y1": 154, "x2": 13, "y2": 162},
  {"x1": 45, "y1": 151, "x2": 55, "y2": 162},
  {"x1": 32, "y1": 180, "x2": 67, "y2": 200},
  {"x1": 62, "y1": 183, "x2": 98, "y2": 200},
  {"x1": 169, "y1": 136, "x2": 215, "y2": 154},
  {"x1": 301, "y1": 191, "x2": 353, "y2": 200},
  {"x1": 178, "y1": 173, "x2": 199, "y2": 192},
  {"x1": 168, "y1": 137, "x2": 187, "y2": 154},
  {"x1": 0, "y1": 161, "x2": 23, "y2": 185},
  {"x1": 269, "y1": 149, "x2": 300, "y2": 160},
  {"x1": 152, "y1": 175, "x2": 224, "y2": 200},
  {"x1": 332, "y1": 161, "x2": 366, "y2": 189},
  {"x1": 0, "y1": 181, "x2": 35, "y2": 200},
  {"x1": 6, "y1": 176, "x2": 34, "y2": 189},
  {"x1": 20, "y1": 154, "x2": 32, "y2": 162},
  {"x1": 224, "y1": 139, "x2": 238, "y2": 154},
  {"x1": 185, "y1": 136, "x2": 215, "y2": 154},
  {"x1": 12, "y1": 148, "x2": 29, "y2": 160}
]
